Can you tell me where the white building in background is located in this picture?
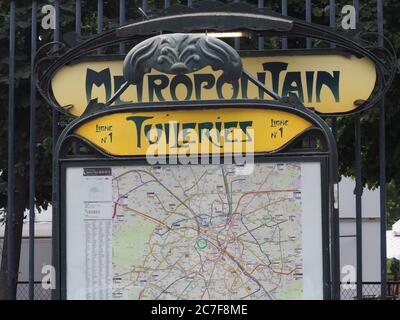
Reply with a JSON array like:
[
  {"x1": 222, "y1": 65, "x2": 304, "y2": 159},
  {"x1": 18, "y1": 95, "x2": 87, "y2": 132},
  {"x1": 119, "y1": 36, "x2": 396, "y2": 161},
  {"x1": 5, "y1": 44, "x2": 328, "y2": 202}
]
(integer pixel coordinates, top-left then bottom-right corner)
[
  {"x1": 339, "y1": 176, "x2": 382, "y2": 282},
  {"x1": 387, "y1": 220, "x2": 400, "y2": 260},
  {"x1": 0, "y1": 208, "x2": 52, "y2": 299}
]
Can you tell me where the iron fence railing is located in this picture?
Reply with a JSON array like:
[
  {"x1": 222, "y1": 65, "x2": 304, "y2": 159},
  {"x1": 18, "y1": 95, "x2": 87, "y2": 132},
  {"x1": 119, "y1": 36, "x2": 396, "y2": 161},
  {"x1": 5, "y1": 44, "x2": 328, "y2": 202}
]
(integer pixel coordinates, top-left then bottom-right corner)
[
  {"x1": 341, "y1": 282, "x2": 400, "y2": 300},
  {"x1": 2, "y1": 0, "x2": 389, "y2": 300},
  {"x1": 16, "y1": 281, "x2": 51, "y2": 300},
  {"x1": 16, "y1": 281, "x2": 400, "y2": 300}
]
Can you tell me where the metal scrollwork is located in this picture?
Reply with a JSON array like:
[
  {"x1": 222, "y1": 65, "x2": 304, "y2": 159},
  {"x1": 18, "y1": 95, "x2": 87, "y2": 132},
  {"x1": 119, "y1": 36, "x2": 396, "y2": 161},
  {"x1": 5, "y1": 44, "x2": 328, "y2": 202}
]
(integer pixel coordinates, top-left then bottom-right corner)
[
  {"x1": 123, "y1": 33, "x2": 242, "y2": 84},
  {"x1": 99, "y1": 33, "x2": 245, "y2": 108}
]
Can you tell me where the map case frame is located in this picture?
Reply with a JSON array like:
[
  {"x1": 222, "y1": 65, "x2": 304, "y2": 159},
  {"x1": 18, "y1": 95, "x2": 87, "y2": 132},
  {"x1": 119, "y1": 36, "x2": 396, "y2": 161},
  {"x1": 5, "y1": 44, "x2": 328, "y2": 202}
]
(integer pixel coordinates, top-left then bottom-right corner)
[{"x1": 58, "y1": 155, "x2": 332, "y2": 300}]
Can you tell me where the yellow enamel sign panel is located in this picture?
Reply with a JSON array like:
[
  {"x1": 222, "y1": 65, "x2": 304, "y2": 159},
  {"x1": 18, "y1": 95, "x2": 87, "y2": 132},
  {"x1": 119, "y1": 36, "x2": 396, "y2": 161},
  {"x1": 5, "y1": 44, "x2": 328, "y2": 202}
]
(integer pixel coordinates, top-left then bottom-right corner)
[
  {"x1": 74, "y1": 108, "x2": 312, "y2": 156},
  {"x1": 51, "y1": 53, "x2": 376, "y2": 117}
]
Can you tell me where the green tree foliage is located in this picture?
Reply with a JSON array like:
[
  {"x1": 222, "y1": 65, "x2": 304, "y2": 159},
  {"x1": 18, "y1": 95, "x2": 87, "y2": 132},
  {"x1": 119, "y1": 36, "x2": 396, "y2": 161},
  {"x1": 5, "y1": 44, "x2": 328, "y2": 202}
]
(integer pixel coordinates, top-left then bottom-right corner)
[
  {"x1": 0, "y1": 1, "x2": 74, "y2": 299},
  {"x1": 0, "y1": 0, "x2": 144, "y2": 215}
]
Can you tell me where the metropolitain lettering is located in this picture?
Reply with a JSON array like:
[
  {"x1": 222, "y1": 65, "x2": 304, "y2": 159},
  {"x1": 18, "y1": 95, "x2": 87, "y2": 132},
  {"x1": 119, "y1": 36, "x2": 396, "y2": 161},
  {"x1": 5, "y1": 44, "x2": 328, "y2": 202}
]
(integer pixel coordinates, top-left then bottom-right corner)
[{"x1": 85, "y1": 62, "x2": 340, "y2": 104}]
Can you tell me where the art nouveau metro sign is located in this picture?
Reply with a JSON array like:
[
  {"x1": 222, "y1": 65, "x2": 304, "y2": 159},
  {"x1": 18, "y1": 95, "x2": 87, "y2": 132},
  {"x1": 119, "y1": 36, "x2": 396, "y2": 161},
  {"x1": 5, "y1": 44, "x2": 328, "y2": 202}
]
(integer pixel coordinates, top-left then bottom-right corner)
[
  {"x1": 36, "y1": 2, "x2": 394, "y2": 118},
  {"x1": 41, "y1": 31, "x2": 340, "y2": 300},
  {"x1": 51, "y1": 50, "x2": 376, "y2": 116},
  {"x1": 34, "y1": 1, "x2": 395, "y2": 300}
]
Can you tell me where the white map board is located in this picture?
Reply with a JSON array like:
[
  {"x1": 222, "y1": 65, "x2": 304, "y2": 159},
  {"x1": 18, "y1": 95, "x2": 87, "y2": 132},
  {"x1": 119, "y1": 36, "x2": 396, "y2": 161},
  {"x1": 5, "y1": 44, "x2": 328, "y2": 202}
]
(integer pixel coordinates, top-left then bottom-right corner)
[{"x1": 65, "y1": 162, "x2": 323, "y2": 300}]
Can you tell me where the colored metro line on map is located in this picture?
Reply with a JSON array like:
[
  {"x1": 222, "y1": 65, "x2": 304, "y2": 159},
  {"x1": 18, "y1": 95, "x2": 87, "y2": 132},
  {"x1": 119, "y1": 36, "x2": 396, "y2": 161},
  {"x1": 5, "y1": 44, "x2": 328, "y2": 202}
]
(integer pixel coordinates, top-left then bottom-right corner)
[{"x1": 110, "y1": 163, "x2": 305, "y2": 300}]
